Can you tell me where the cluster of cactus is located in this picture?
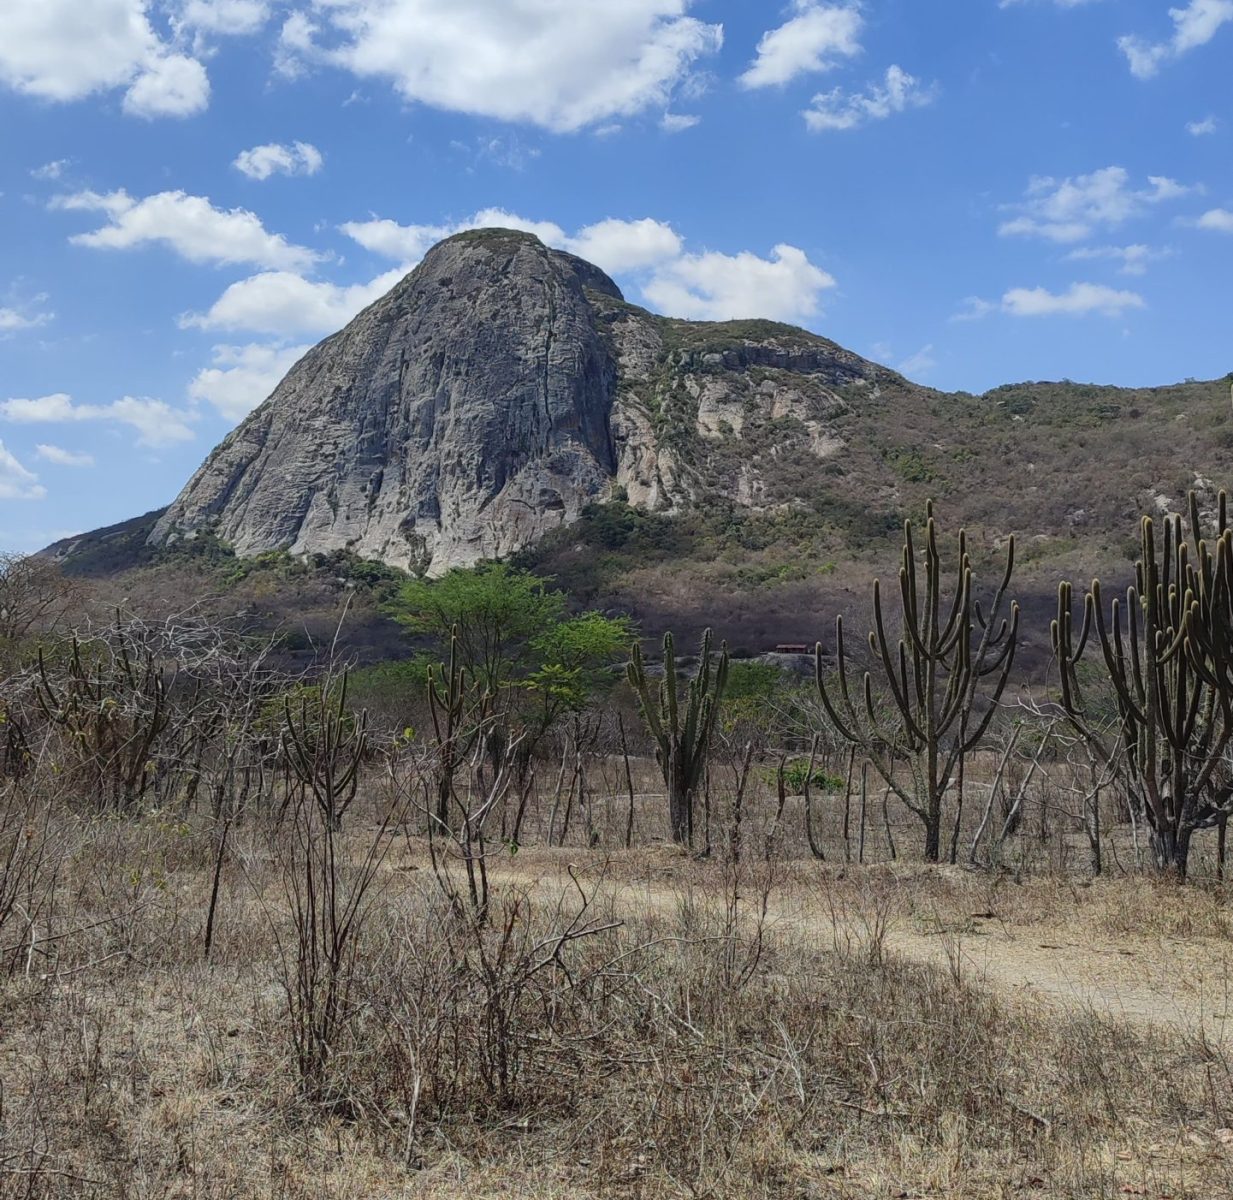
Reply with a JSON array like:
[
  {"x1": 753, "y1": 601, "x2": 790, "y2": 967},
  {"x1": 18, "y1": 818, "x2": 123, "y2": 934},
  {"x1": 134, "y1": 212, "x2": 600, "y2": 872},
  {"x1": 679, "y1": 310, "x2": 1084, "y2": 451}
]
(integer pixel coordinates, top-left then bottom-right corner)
[
  {"x1": 627, "y1": 628, "x2": 729, "y2": 845},
  {"x1": 816, "y1": 501, "x2": 1019, "y2": 862},
  {"x1": 1053, "y1": 492, "x2": 1233, "y2": 875},
  {"x1": 34, "y1": 629, "x2": 171, "y2": 810}
]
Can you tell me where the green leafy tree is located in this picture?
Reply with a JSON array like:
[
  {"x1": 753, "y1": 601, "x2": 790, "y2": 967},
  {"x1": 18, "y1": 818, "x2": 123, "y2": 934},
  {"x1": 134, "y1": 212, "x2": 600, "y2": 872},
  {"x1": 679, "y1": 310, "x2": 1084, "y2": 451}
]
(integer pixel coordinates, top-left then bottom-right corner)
[{"x1": 391, "y1": 563, "x2": 632, "y2": 761}]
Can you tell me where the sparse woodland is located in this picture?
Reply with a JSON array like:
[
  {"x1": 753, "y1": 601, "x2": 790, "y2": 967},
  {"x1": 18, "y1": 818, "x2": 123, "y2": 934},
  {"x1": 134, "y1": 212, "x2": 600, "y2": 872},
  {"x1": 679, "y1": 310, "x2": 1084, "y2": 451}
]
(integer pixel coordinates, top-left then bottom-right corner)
[{"x1": 4, "y1": 497, "x2": 1233, "y2": 1198}]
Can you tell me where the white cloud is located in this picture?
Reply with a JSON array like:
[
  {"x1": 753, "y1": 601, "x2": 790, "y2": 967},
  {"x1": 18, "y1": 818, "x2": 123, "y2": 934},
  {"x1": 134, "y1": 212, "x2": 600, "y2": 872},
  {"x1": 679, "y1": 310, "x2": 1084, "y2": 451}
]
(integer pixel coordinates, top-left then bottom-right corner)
[
  {"x1": 1187, "y1": 115, "x2": 1218, "y2": 135},
  {"x1": 0, "y1": 0, "x2": 210, "y2": 118},
  {"x1": 181, "y1": 268, "x2": 406, "y2": 336},
  {"x1": 234, "y1": 141, "x2": 324, "y2": 181},
  {"x1": 660, "y1": 112, "x2": 700, "y2": 133},
  {"x1": 30, "y1": 159, "x2": 69, "y2": 181},
  {"x1": 898, "y1": 344, "x2": 937, "y2": 377},
  {"x1": 568, "y1": 218, "x2": 684, "y2": 272},
  {"x1": 1118, "y1": 0, "x2": 1233, "y2": 78},
  {"x1": 803, "y1": 65, "x2": 935, "y2": 132},
  {"x1": 1063, "y1": 243, "x2": 1170, "y2": 276},
  {"x1": 998, "y1": 0, "x2": 1100, "y2": 8},
  {"x1": 950, "y1": 297, "x2": 998, "y2": 323},
  {"x1": 998, "y1": 167, "x2": 1190, "y2": 242},
  {"x1": 740, "y1": 3, "x2": 862, "y2": 89},
  {"x1": 121, "y1": 52, "x2": 209, "y2": 117},
  {"x1": 341, "y1": 210, "x2": 683, "y2": 276},
  {"x1": 0, "y1": 301, "x2": 53, "y2": 333},
  {"x1": 1197, "y1": 208, "x2": 1233, "y2": 232},
  {"x1": 177, "y1": 0, "x2": 271, "y2": 35},
  {"x1": 188, "y1": 342, "x2": 313, "y2": 421},
  {"x1": 1, "y1": 393, "x2": 196, "y2": 447},
  {"x1": 275, "y1": 0, "x2": 723, "y2": 132},
  {"x1": 641, "y1": 244, "x2": 835, "y2": 322},
  {"x1": 0, "y1": 442, "x2": 45, "y2": 501},
  {"x1": 35, "y1": 443, "x2": 94, "y2": 467},
  {"x1": 52, "y1": 189, "x2": 320, "y2": 270},
  {"x1": 1001, "y1": 282, "x2": 1146, "y2": 318}
]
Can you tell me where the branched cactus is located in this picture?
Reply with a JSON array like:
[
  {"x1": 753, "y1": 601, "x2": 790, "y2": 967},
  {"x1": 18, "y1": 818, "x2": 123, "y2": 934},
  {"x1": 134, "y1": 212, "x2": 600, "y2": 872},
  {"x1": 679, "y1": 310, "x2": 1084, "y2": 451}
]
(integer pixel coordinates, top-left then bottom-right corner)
[
  {"x1": 35, "y1": 625, "x2": 171, "y2": 810},
  {"x1": 283, "y1": 672, "x2": 368, "y2": 832},
  {"x1": 817, "y1": 502, "x2": 1019, "y2": 862},
  {"x1": 426, "y1": 630, "x2": 490, "y2": 830},
  {"x1": 1053, "y1": 491, "x2": 1233, "y2": 876},
  {"x1": 628, "y1": 628, "x2": 730, "y2": 845}
]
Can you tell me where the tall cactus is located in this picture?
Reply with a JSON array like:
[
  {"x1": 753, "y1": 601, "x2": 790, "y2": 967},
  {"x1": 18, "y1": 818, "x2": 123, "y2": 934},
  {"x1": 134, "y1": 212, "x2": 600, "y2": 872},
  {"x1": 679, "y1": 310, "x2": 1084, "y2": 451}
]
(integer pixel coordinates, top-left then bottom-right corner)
[
  {"x1": 627, "y1": 628, "x2": 730, "y2": 845},
  {"x1": 425, "y1": 630, "x2": 489, "y2": 830},
  {"x1": 283, "y1": 672, "x2": 368, "y2": 832},
  {"x1": 1053, "y1": 491, "x2": 1233, "y2": 876},
  {"x1": 816, "y1": 502, "x2": 1019, "y2": 862}
]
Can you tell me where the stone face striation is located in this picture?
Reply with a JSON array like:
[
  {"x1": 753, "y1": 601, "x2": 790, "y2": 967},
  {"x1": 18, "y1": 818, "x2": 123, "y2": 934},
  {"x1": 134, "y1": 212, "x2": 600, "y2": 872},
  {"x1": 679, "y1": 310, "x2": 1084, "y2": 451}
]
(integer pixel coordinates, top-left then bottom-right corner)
[{"x1": 151, "y1": 229, "x2": 895, "y2": 574}]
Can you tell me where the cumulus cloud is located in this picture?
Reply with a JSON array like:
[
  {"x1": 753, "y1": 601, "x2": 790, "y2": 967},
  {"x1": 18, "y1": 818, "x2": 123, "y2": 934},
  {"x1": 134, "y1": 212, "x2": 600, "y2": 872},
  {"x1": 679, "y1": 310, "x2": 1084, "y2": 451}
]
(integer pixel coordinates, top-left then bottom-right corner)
[
  {"x1": 0, "y1": 301, "x2": 53, "y2": 334},
  {"x1": 998, "y1": 167, "x2": 1190, "y2": 242},
  {"x1": 30, "y1": 159, "x2": 69, "y2": 181},
  {"x1": 0, "y1": 0, "x2": 210, "y2": 117},
  {"x1": 181, "y1": 268, "x2": 406, "y2": 336},
  {"x1": 641, "y1": 244, "x2": 835, "y2": 322},
  {"x1": 52, "y1": 189, "x2": 320, "y2": 271},
  {"x1": 121, "y1": 52, "x2": 210, "y2": 117},
  {"x1": 35, "y1": 443, "x2": 94, "y2": 467},
  {"x1": 176, "y1": 0, "x2": 271, "y2": 35},
  {"x1": 0, "y1": 442, "x2": 45, "y2": 501},
  {"x1": 1187, "y1": 115, "x2": 1218, "y2": 135},
  {"x1": 953, "y1": 283, "x2": 1146, "y2": 320},
  {"x1": 188, "y1": 342, "x2": 313, "y2": 420},
  {"x1": 0, "y1": 393, "x2": 195, "y2": 447},
  {"x1": 803, "y1": 65, "x2": 935, "y2": 132},
  {"x1": 1118, "y1": 0, "x2": 1233, "y2": 79},
  {"x1": 1063, "y1": 243, "x2": 1170, "y2": 276},
  {"x1": 344, "y1": 210, "x2": 831, "y2": 320},
  {"x1": 1196, "y1": 208, "x2": 1233, "y2": 232},
  {"x1": 660, "y1": 112, "x2": 700, "y2": 133},
  {"x1": 740, "y1": 2, "x2": 862, "y2": 89},
  {"x1": 275, "y1": 0, "x2": 723, "y2": 132},
  {"x1": 234, "y1": 141, "x2": 324, "y2": 181},
  {"x1": 341, "y1": 210, "x2": 685, "y2": 276}
]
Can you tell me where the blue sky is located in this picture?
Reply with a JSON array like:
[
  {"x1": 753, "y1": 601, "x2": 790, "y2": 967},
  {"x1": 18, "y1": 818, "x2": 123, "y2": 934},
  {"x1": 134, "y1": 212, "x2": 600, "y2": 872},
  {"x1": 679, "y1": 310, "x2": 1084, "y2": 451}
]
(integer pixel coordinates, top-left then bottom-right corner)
[{"x1": 2, "y1": 0, "x2": 1232, "y2": 551}]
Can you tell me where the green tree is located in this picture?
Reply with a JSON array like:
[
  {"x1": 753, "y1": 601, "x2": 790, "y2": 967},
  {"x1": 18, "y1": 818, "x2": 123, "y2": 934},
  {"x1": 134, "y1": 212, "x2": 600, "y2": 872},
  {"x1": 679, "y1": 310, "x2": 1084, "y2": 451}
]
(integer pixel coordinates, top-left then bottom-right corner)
[{"x1": 391, "y1": 563, "x2": 632, "y2": 761}]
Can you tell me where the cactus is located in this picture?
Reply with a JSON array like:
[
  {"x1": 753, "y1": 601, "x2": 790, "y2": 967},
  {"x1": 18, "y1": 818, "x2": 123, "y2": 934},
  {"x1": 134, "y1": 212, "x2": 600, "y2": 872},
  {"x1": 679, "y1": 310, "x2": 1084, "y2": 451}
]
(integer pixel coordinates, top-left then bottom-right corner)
[
  {"x1": 425, "y1": 629, "x2": 490, "y2": 830},
  {"x1": 35, "y1": 625, "x2": 171, "y2": 810},
  {"x1": 1053, "y1": 491, "x2": 1233, "y2": 876},
  {"x1": 282, "y1": 672, "x2": 368, "y2": 832},
  {"x1": 816, "y1": 502, "x2": 1019, "y2": 862},
  {"x1": 627, "y1": 628, "x2": 730, "y2": 845}
]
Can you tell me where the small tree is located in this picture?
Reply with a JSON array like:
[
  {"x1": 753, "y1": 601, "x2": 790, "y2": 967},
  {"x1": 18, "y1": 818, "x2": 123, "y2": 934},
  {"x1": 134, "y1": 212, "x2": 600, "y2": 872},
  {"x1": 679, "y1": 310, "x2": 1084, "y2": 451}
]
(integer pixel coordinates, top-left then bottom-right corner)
[
  {"x1": 391, "y1": 563, "x2": 630, "y2": 767},
  {"x1": 1052, "y1": 493, "x2": 1233, "y2": 877},
  {"x1": 627, "y1": 629, "x2": 729, "y2": 846},
  {"x1": 816, "y1": 503, "x2": 1019, "y2": 862}
]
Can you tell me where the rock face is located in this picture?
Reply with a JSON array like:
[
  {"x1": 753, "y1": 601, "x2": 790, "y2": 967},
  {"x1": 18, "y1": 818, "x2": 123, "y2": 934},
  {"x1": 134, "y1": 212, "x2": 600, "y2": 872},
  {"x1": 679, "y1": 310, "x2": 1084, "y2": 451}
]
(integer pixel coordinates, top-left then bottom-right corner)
[{"x1": 152, "y1": 229, "x2": 898, "y2": 574}]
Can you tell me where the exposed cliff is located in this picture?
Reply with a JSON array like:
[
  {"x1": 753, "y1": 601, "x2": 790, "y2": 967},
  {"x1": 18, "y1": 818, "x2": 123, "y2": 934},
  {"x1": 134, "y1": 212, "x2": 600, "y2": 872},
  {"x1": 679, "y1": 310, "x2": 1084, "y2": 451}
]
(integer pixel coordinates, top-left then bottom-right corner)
[{"x1": 150, "y1": 229, "x2": 904, "y2": 574}]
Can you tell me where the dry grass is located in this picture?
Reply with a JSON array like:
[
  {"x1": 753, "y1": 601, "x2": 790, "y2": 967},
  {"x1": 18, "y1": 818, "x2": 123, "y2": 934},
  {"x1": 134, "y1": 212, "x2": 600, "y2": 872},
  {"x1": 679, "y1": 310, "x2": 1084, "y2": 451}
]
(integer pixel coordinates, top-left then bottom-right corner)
[{"x1": 1, "y1": 790, "x2": 1233, "y2": 1200}]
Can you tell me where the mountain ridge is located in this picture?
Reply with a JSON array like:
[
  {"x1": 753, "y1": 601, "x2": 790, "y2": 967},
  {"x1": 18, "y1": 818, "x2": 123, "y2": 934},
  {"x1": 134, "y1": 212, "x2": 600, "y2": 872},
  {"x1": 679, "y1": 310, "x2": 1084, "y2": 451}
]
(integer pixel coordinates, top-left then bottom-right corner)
[{"x1": 43, "y1": 229, "x2": 1233, "y2": 653}]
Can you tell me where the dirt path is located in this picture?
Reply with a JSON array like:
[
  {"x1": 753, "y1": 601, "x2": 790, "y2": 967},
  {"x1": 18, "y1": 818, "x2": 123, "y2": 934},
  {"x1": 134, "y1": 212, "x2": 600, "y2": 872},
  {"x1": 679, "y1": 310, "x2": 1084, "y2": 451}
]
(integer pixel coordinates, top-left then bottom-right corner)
[{"x1": 483, "y1": 860, "x2": 1233, "y2": 1041}]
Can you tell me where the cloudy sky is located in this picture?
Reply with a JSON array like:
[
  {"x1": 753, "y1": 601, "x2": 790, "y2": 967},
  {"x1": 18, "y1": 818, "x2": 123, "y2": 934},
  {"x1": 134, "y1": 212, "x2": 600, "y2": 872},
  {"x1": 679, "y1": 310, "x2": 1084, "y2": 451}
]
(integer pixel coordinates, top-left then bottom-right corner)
[{"x1": 2, "y1": 0, "x2": 1231, "y2": 549}]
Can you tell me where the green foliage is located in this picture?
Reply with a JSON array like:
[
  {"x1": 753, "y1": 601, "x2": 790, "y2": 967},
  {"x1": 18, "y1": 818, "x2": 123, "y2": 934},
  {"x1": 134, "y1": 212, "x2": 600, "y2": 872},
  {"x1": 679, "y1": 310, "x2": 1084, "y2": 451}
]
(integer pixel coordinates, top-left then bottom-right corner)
[
  {"x1": 390, "y1": 562, "x2": 632, "y2": 739},
  {"x1": 778, "y1": 760, "x2": 845, "y2": 794}
]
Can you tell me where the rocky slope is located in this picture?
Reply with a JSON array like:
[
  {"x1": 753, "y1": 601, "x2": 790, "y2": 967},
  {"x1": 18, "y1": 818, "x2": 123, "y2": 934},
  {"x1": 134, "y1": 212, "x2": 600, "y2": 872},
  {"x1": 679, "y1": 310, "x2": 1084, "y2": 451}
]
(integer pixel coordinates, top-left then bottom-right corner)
[
  {"x1": 51, "y1": 227, "x2": 1233, "y2": 651},
  {"x1": 149, "y1": 228, "x2": 908, "y2": 575}
]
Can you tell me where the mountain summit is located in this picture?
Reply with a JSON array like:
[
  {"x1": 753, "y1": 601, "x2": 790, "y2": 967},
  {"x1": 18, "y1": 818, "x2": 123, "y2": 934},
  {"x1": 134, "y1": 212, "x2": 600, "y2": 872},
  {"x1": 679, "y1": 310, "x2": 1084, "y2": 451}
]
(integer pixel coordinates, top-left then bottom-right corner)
[{"x1": 149, "y1": 228, "x2": 899, "y2": 575}]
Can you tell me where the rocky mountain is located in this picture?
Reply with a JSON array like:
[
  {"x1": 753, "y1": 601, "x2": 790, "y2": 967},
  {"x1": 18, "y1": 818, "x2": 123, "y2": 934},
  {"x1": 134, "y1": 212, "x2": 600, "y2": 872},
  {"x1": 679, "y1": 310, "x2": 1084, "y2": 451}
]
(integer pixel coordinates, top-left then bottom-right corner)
[
  {"x1": 47, "y1": 227, "x2": 1233, "y2": 650},
  {"x1": 149, "y1": 228, "x2": 907, "y2": 575}
]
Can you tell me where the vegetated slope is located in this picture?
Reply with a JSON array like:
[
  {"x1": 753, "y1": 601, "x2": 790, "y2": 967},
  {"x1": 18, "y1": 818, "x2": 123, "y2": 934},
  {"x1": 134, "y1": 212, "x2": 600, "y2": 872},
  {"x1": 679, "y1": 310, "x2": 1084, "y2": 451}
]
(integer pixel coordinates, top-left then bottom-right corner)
[{"x1": 45, "y1": 228, "x2": 1233, "y2": 652}]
